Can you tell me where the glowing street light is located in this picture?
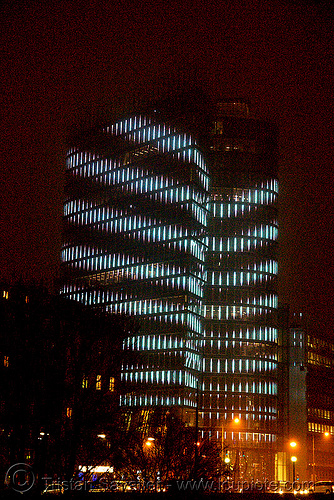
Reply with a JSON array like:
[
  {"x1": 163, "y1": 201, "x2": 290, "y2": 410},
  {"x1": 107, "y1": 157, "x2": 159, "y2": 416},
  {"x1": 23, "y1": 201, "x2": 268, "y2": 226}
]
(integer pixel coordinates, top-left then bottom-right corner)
[
  {"x1": 288, "y1": 441, "x2": 298, "y2": 482},
  {"x1": 145, "y1": 437, "x2": 155, "y2": 447}
]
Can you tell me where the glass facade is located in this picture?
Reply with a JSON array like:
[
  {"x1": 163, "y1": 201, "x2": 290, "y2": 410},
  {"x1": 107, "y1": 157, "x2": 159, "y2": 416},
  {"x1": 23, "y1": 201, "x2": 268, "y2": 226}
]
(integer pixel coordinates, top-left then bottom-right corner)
[
  {"x1": 62, "y1": 111, "x2": 209, "y2": 413},
  {"x1": 201, "y1": 102, "x2": 279, "y2": 477}
]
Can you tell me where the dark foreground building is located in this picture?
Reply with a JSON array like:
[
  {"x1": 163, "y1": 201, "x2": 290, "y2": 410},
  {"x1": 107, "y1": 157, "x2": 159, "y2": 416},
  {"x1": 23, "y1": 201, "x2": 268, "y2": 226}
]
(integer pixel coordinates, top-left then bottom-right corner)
[
  {"x1": 61, "y1": 92, "x2": 279, "y2": 479},
  {"x1": 0, "y1": 283, "x2": 127, "y2": 488}
]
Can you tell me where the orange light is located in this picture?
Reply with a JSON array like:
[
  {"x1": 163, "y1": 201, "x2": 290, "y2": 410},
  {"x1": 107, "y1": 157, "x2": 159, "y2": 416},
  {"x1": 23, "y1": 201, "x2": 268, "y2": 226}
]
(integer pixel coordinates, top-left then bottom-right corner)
[
  {"x1": 324, "y1": 432, "x2": 330, "y2": 438},
  {"x1": 234, "y1": 418, "x2": 240, "y2": 424},
  {"x1": 290, "y1": 441, "x2": 297, "y2": 448},
  {"x1": 145, "y1": 440, "x2": 152, "y2": 447}
]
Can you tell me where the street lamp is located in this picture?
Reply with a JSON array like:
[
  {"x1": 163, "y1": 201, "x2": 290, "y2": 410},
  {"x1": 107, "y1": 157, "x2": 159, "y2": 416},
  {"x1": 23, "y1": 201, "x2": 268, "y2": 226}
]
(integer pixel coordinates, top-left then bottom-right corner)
[
  {"x1": 291, "y1": 456, "x2": 297, "y2": 483},
  {"x1": 221, "y1": 418, "x2": 241, "y2": 456},
  {"x1": 145, "y1": 437, "x2": 155, "y2": 447},
  {"x1": 221, "y1": 418, "x2": 241, "y2": 481},
  {"x1": 289, "y1": 441, "x2": 297, "y2": 483},
  {"x1": 231, "y1": 417, "x2": 241, "y2": 483}
]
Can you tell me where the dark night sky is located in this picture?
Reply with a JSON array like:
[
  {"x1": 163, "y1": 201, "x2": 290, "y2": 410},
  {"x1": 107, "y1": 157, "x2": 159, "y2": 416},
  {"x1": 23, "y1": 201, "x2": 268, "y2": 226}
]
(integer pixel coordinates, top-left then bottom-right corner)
[{"x1": 1, "y1": 0, "x2": 333, "y2": 337}]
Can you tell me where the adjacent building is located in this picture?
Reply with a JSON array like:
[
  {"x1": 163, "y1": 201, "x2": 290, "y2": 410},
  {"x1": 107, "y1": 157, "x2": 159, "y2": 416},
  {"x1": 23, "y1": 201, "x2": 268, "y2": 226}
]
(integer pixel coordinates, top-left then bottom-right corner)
[
  {"x1": 306, "y1": 333, "x2": 334, "y2": 480},
  {"x1": 277, "y1": 309, "x2": 334, "y2": 483}
]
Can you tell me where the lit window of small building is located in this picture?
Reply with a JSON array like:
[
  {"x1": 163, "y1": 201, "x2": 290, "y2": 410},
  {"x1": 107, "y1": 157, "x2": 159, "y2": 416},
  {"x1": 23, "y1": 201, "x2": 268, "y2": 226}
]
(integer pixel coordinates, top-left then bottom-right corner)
[
  {"x1": 96, "y1": 375, "x2": 102, "y2": 390},
  {"x1": 66, "y1": 407, "x2": 72, "y2": 418},
  {"x1": 3, "y1": 291, "x2": 8, "y2": 299},
  {"x1": 109, "y1": 377, "x2": 115, "y2": 392},
  {"x1": 4, "y1": 356, "x2": 9, "y2": 368},
  {"x1": 82, "y1": 375, "x2": 88, "y2": 389}
]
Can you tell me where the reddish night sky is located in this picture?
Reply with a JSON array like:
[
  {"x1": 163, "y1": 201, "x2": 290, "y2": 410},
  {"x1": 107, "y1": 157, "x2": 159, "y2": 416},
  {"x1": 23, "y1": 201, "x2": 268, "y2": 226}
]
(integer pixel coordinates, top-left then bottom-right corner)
[{"x1": 1, "y1": 0, "x2": 333, "y2": 337}]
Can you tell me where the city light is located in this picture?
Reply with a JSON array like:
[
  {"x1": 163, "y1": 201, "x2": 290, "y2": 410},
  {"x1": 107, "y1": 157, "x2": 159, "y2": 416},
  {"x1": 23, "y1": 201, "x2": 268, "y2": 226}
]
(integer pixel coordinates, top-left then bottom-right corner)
[
  {"x1": 79, "y1": 466, "x2": 113, "y2": 473},
  {"x1": 145, "y1": 437, "x2": 155, "y2": 447}
]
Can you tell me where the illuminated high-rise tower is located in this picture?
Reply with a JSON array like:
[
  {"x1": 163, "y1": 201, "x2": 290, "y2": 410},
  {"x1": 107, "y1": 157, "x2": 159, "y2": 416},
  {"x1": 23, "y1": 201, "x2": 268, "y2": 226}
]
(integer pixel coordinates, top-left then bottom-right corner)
[
  {"x1": 202, "y1": 100, "x2": 279, "y2": 477},
  {"x1": 61, "y1": 95, "x2": 279, "y2": 474},
  {"x1": 61, "y1": 107, "x2": 209, "y2": 422}
]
